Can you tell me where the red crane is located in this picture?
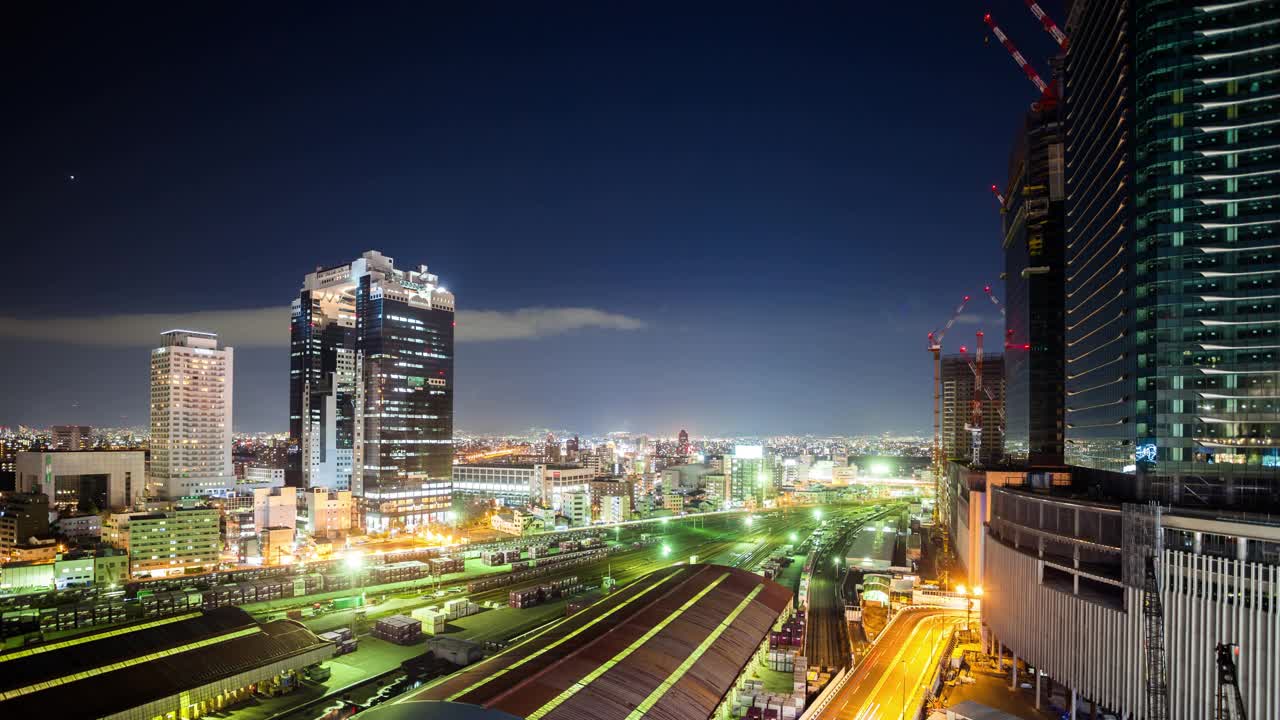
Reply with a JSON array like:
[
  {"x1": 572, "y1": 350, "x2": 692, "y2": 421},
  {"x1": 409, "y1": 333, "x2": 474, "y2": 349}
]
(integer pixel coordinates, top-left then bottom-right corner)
[
  {"x1": 990, "y1": 184, "x2": 1006, "y2": 207},
  {"x1": 1023, "y1": 0, "x2": 1069, "y2": 50},
  {"x1": 928, "y1": 295, "x2": 973, "y2": 475},
  {"x1": 984, "y1": 284, "x2": 1006, "y2": 318},
  {"x1": 984, "y1": 12, "x2": 1057, "y2": 107}
]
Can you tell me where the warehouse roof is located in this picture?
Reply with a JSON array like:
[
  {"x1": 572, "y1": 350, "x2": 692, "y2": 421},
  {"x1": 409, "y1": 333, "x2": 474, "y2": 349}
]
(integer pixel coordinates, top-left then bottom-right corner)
[
  {"x1": 392, "y1": 563, "x2": 793, "y2": 720},
  {"x1": 0, "y1": 607, "x2": 331, "y2": 718}
]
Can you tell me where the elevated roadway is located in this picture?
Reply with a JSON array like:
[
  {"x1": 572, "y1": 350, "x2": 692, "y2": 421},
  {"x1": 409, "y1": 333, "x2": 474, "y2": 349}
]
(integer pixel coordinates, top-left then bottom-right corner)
[{"x1": 820, "y1": 608, "x2": 961, "y2": 719}]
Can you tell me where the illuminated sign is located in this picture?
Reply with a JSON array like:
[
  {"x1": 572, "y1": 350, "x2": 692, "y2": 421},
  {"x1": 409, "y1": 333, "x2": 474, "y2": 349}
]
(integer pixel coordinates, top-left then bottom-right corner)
[
  {"x1": 734, "y1": 445, "x2": 763, "y2": 460},
  {"x1": 1135, "y1": 443, "x2": 1158, "y2": 464},
  {"x1": 407, "y1": 376, "x2": 425, "y2": 388}
]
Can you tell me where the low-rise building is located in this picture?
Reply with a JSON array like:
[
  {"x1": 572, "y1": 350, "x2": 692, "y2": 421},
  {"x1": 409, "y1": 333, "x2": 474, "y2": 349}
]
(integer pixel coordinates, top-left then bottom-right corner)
[
  {"x1": 0, "y1": 492, "x2": 50, "y2": 559},
  {"x1": 237, "y1": 466, "x2": 285, "y2": 492},
  {"x1": 55, "y1": 513, "x2": 102, "y2": 541},
  {"x1": 253, "y1": 486, "x2": 297, "y2": 532},
  {"x1": 257, "y1": 526, "x2": 295, "y2": 565},
  {"x1": 491, "y1": 508, "x2": 541, "y2": 536},
  {"x1": 662, "y1": 493, "x2": 685, "y2": 513},
  {"x1": 105, "y1": 506, "x2": 220, "y2": 578},
  {"x1": 15, "y1": 450, "x2": 143, "y2": 511},
  {"x1": 702, "y1": 474, "x2": 729, "y2": 508},
  {"x1": 598, "y1": 493, "x2": 631, "y2": 524},
  {"x1": 452, "y1": 462, "x2": 595, "y2": 509},
  {"x1": 305, "y1": 487, "x2": 353, "y2": 539},
  {"x1": 562, "y1": 491, "x2": 592, "y2": 527}
]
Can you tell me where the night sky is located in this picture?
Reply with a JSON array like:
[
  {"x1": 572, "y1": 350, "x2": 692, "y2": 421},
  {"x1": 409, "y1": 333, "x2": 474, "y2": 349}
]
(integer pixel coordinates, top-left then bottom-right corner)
[{"x1": 2, "y1": 1, "x2": 1064, "y2": 436}]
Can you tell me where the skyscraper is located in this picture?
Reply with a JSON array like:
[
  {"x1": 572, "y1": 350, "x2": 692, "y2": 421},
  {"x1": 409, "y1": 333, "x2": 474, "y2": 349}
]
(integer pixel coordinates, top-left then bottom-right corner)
[
  {"x1": 149, "y1": 330, "x2": 234, "y2": 498},
  {"x1": 289, "y1": 263, "x2": 359, "y2": 491},
  {"x1": 1064, "y1": 0, "x2": 1279, "y2": 502},
  {"x1": 677, "y1": 428, "x2": 690, "y2": 455},
  {"x1": 289, "y1": 251, "x2": 454, "y2": 529},
  {"x1": 1002, "y1": 102, "x2": 1066, "y2": 467}
]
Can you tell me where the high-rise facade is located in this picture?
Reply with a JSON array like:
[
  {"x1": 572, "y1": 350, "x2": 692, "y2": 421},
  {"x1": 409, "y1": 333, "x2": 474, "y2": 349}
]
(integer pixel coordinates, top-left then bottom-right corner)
[
  {"x1": 149, "y1": 330, "x2": 234, "y2": 499},
  {"x1": 941, "y1": 354, "x2": 1006, "y2": 466},
  {"x1": 726, "y1": 445, "x2": 774, "y2": 505},
  {"x1": 51, "y1": 425, "x2": 92, "y2": 451},
  {"x1": 289, "y1": 251, "x2": 454, "y2": 530},
  {"x1": 1064, "y1": 0, "x2": 1279, "y2": 501},
  {"x1": 289, "y1": 266, "x2": 359, "y2": 491},
  {"x1": 1002, "y1": 103, "x2": 1067, "y2": 467},
  {"x1": 1062, "y1": 0, "x2": 1137, "y2": 475}
]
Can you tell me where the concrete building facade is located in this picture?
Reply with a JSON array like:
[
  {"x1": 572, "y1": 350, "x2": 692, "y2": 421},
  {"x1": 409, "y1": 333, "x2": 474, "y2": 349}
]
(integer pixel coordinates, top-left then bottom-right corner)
[
  {"x1": 149, "y1": 330, "x2": 234, "y2": 499},
  {"x1": 105, "y1": 506, "x2": 220, "y2": 578},
  {"x1": 15, "y1": 450, "x2": 143, "y2": 511}
]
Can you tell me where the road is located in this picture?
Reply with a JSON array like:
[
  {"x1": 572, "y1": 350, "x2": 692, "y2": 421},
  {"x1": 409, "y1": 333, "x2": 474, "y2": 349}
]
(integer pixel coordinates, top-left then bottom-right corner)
[
  {"x1": 821, "y1": 609, "x2": 962, "y2": 720},
  {"x1": 805, "y1": 506, "x2": 901, "y2": 670}
]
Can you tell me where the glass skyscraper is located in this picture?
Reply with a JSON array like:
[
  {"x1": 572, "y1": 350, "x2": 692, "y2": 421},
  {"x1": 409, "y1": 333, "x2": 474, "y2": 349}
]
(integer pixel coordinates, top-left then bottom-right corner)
[
  {"x1": 1065, "y1": 0, "x2": 1279, "y2": 502},
  {"x1": 288, "y1": 251, "x2": 455, "y2": 529},
  {"x1": 1003, "y1": 103, "x2": 1066, "y2": 467}
]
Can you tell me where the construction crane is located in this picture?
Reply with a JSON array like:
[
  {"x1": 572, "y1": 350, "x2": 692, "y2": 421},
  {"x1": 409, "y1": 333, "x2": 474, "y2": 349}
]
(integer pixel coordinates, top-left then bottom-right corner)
[
  {"x1": 964, "y1": 331, "x2": 986, "y2": 466},
  {"x1": 1022, "y1": 0, "x2": 1069, "y2": 50},
  {"x1": 983, "y1": 12, "x2": 1057, "y2": 108},
  {"x1": 928, "y1": 295, "x2": 973, "y2": 476},
  {"x1": 1215, "y1": 643, "x2": 1247, "y2": 720},
  {"x1": 983, "y1": 284, "x2": 1007, "y2": 318}
]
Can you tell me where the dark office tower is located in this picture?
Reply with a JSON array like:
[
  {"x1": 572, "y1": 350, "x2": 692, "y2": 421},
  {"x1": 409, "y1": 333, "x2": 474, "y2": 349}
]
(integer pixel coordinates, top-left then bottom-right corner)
[
  {"x1": 545, "y1": 433, "x2": 561, "y2": 462},
  {"x1": 288, "y1": 284, "x2": 356, "y2": 491},
  {"x1": 1002, "y1": 102, "x2": 1066, "y2": 467},
  {"x1": 289, "y1": 251, "x2": 455, "y2": 530},
  {"x1": 678, "y1": 429, "x2": 690, "y2": 455},
  {"x1": 1064, "y1": 1, "x2": 1280, "y2": 502},
  {"x1": 1062, "y1": 0, "x2": 1138, "y2": 474},
  {"x1": 941, "y1": 354, "x2": 1006, "y2": 466},
  {"x1": 566, "y1": 436, "x2": 579, "y2": 461}
]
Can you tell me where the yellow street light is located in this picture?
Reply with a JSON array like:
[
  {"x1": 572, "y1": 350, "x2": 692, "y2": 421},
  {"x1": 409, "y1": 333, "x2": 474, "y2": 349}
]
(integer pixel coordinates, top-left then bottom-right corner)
[
  {"x1": 973, "y1": 586, "x2": 984, "y2": 597},
  {"x1": 956, "y1": 583, "x2": 967, "y2": 596}
]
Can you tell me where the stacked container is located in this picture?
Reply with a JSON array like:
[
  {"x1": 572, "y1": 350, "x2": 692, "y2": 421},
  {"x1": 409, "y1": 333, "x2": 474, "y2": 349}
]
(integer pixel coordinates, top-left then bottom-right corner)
[
  {"x1": 410, "y1": 607, "x2": 448, "y2": 635},
  {"x1": 373, "y1": 614, "x2": 422, "y2": 645},
  {"x1": 428, "y1": 557, "x2": 463, "y2": 576}
]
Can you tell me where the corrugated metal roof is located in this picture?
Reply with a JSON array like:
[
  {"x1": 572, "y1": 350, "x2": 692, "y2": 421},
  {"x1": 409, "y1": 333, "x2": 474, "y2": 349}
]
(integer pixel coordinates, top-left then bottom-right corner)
[
  {"x1": 395, "y1": 563, "x2": 792, "y2": 720},
  {"x1": 0, "y1": 608, "x2": 331, "y2": 718}
]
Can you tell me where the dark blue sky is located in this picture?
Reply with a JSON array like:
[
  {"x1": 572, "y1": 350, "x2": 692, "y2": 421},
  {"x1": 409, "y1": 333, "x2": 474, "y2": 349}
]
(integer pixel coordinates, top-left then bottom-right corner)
[{"x1": 2, "y1": 1, "x2": 1064, "y2": 435}]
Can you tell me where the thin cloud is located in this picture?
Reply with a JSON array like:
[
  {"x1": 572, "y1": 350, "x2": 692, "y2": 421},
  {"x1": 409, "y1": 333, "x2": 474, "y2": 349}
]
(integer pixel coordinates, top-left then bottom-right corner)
[{"x1": 0, "y1": 306, "x2": 646, "y2": 347}]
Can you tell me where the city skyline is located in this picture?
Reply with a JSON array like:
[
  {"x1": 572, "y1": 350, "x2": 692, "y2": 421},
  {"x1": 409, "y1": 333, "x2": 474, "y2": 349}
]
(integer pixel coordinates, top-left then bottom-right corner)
[{"x1": 2, "y1": 2, "x2": 1051, "y2": 435}]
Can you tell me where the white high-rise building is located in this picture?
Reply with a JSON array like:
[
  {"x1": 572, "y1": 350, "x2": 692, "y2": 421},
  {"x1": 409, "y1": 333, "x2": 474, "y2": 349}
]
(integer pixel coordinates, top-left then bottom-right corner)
[{"x1": 149, "y1": 330, "x2": 234, "y2": 499}]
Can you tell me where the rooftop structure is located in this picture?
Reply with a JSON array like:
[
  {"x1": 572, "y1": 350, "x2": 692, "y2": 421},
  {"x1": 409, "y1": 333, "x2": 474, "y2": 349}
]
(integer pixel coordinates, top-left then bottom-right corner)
[
  {"x1": 0, "y1": 607, "x2": 333, "y2": 719},
  {"x1": 391, "y1": 563, "x2": 792, "y2": 720}
]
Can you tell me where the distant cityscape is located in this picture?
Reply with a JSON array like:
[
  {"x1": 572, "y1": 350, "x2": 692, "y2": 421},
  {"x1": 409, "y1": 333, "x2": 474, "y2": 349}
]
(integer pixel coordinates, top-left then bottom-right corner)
[{"x1": 1, "y1": 3, "x2": 1276, "y2": 720}]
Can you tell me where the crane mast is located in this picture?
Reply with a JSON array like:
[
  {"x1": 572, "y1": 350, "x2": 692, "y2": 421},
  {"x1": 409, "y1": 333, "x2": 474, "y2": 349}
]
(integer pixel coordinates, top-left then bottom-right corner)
[{"x1": 966, "y1": 331, "x2": 985, "y2": 466}]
